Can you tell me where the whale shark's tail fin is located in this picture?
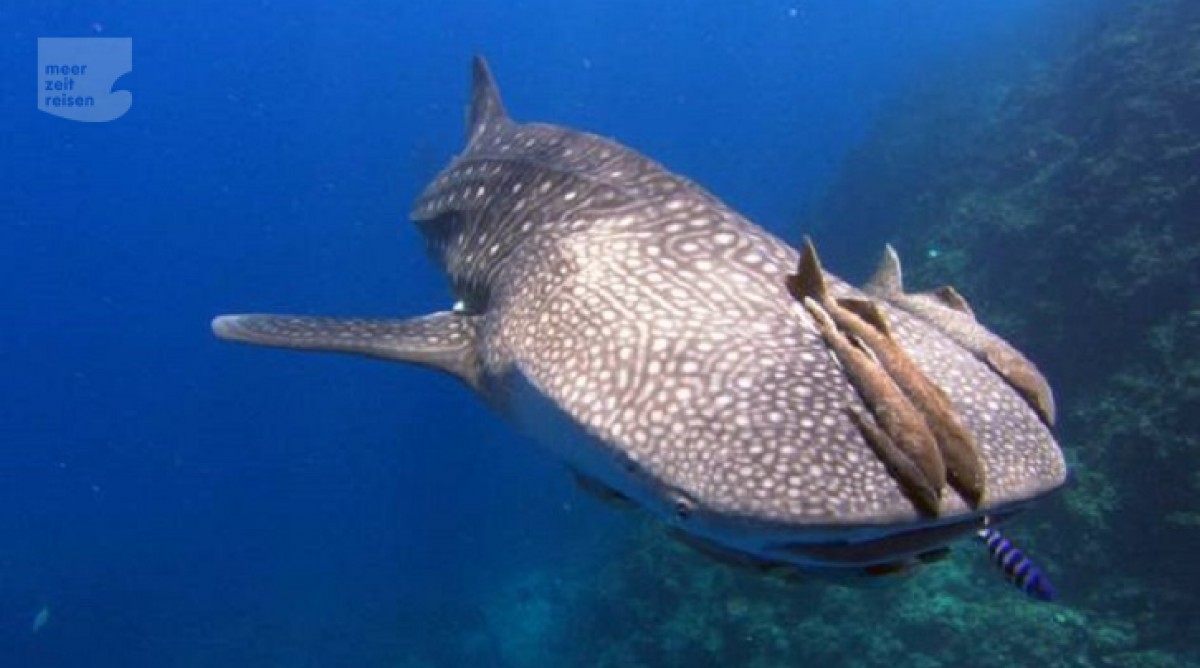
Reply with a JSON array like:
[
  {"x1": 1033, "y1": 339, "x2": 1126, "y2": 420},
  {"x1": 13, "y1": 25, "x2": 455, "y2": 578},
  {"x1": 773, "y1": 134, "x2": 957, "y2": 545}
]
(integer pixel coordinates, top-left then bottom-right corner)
[
  {"x1": 212, "y1": 312, "x2": 482, "y2": 388},
  {"x1": 468, "y1": 55, "x2": 509, "y2": 144}
]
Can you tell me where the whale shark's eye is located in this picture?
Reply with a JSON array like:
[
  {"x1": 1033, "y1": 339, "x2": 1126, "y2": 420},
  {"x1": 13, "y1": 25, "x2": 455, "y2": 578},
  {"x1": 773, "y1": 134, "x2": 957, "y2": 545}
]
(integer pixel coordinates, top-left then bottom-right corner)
[{"x1": 674, "y1": 500, "x2": 693, "y2": 522}]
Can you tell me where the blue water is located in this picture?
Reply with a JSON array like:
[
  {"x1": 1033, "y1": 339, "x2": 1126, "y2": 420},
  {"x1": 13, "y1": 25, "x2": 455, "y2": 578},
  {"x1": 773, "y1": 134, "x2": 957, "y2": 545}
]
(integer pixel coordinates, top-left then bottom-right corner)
[{"x1": 3, "y1": 1, "x2": 1110, "y2": 666}]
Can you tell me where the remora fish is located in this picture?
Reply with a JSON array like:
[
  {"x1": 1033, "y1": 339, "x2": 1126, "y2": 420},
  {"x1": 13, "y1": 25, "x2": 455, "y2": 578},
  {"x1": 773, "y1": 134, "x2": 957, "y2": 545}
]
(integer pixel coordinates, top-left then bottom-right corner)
[
  {"x1": 212, "y1": 57, "x2": 1066, "y2": 575},
  {"x1": 864, "y1": 245, "x2": 1057, "y2": 427}
]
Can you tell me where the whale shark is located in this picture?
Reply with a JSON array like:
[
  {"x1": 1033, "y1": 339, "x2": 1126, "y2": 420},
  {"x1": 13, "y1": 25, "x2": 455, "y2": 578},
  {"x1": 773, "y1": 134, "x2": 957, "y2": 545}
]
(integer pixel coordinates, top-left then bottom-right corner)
[{"x1": 213, "y1": 57, "x2": 1066, "y2": 576}]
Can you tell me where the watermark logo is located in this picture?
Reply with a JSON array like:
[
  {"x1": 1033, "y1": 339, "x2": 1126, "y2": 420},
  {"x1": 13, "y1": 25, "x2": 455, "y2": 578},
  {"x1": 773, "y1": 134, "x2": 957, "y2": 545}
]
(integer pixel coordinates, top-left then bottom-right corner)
[{"x1": 38, "y1": 38, "x2": 132, "y2": 122}]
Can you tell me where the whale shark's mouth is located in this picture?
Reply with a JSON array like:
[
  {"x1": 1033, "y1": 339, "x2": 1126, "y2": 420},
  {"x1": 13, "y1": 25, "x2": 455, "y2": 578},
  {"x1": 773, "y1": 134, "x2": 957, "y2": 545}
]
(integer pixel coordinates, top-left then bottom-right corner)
[
  {"x1": 766, "y1": 510, "x2": 1016, "y2": 568},
  {"x1": 680, "y1": 506, "x2": 1027, "y2": 574}
]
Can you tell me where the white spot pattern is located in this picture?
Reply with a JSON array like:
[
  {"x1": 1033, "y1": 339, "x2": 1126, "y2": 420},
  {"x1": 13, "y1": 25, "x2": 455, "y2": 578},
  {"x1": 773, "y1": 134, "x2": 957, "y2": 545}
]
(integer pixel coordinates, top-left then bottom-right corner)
[{"x1": 406, "y1": 88, "x2": 1066, "y2": 533}]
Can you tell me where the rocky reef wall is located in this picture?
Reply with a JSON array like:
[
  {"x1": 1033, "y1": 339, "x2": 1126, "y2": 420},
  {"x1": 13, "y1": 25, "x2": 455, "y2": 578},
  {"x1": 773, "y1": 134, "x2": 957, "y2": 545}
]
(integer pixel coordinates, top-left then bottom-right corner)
[{"x1": 809, "y1": 0, "x2": 1200, "y2": 660}]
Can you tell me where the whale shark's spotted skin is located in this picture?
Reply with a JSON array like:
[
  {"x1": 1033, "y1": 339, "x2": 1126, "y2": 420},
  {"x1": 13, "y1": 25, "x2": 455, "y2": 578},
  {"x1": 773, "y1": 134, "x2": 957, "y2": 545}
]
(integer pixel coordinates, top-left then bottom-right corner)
[{"x1": 214, "y1": 57, "x2": 1066, "y2": 571}]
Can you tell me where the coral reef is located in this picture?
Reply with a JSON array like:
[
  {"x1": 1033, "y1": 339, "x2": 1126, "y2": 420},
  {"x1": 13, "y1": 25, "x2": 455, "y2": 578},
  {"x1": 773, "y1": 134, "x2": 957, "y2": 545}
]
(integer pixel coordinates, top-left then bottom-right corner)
[
  {"x1": 476, "y1": 516, "x2": 1193, "y2": 668},
  {"x1": 804, "y1": 0, "x2": 1200, "y2": 663}
]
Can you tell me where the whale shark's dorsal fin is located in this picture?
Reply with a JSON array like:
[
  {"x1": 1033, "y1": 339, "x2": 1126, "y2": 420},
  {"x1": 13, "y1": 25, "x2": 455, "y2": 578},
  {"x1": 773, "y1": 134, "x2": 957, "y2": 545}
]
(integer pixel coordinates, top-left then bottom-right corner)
[
  {"x1": 468, "y1": 55, "x2": 509, "y2": 143},
  {"x1": 212, "y1": 312, "x2": 482, "y2": 388},
  {"x1": 864, "y1": 244, "x2": 904, "y2": 298}
]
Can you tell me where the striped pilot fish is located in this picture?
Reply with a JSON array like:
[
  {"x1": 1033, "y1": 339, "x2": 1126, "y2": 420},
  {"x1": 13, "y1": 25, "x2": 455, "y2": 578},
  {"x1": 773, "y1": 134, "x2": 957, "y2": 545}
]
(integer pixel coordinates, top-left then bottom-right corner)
[{"x1": 978, "y1": 528, "x2": 1057, "y2": 601}]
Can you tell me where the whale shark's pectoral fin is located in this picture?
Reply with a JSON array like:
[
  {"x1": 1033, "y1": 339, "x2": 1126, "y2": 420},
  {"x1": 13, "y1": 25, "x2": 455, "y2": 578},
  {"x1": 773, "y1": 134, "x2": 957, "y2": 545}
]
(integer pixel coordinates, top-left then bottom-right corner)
[{"x1": 211, "y1": 312, "x2": 482, "y2": 387}]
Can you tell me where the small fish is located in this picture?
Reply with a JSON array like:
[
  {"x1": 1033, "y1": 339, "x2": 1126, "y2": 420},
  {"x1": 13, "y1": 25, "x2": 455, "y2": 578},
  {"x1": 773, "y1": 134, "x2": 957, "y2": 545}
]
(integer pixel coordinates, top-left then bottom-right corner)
[
  {"x1": 32, "y1": 605, "x2": 50, "y2": 633},
  {"x1": 978, "y1": 528, "x2": 1057, "y2": 601}
]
